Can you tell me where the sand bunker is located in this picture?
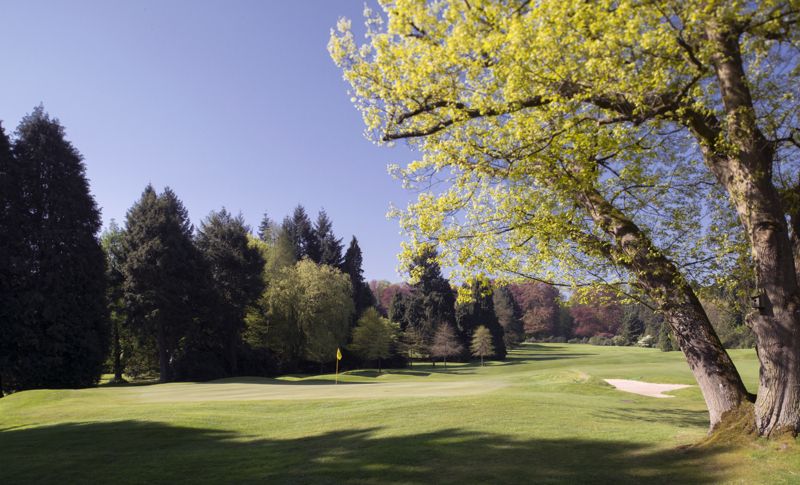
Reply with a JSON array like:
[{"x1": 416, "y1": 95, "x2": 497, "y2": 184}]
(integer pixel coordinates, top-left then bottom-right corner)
[{"x1": 604, "y1": 379, "x2": 692, "y2": 398}]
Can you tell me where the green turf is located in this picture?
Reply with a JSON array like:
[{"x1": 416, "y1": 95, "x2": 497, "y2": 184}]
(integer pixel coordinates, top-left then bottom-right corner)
[{"x1": 1, "y1": 344, "x2": 797, "y2": 484}]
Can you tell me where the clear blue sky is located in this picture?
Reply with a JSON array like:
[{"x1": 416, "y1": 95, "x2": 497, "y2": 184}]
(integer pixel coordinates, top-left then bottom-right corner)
[{"x1": 0, "y1": 0, "x2": 416, "y2": 282}]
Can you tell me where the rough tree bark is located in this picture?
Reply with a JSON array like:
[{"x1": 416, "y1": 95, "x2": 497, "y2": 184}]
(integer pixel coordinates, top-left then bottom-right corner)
[
  {"x1": 576, "y1": 187, "x2": 751, "y2": 429},
  {"x1": 697, "y1": 24, "x2": 800, "y2": 437}
]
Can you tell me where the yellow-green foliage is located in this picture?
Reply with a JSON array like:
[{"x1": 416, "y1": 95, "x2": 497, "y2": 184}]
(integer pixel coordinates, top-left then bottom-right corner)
[{"x1": 329, "y1": 0, "x2": 796, "y2": 292}]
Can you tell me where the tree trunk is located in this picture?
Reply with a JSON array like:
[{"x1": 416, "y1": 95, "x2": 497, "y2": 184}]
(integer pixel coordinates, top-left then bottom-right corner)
[
  {"x1": 577, "y1": 187, "x2": 750, "y2": 430},
  {"x1": 113, "y1": 320, "x2": 123, "y2": 382},
  {"x1": 699, "y1": 25, "x2": 800, "y2": 437},
  {"x1": 157, "y1": 321, "x2": 170, "y2": 383}
]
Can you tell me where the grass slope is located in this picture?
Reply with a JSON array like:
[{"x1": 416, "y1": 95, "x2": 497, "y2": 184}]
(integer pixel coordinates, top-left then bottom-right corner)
[{"x1": 0, "y1": 344, "x2": 797, "y2": 484}]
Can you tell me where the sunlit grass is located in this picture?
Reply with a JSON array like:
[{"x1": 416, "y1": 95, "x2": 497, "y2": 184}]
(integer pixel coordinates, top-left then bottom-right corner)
[{"x1": 1, "y1": 344, "x2": 796, "y2": 484}]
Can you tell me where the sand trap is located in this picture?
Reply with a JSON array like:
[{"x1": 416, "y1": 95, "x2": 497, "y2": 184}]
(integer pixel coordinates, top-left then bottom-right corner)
[
  {"x1": 126, "y1": 379, "x2": 507, "y2": 403},
  {"x1": 604, "y1": 379, "x2": 692, "y2": 398}
]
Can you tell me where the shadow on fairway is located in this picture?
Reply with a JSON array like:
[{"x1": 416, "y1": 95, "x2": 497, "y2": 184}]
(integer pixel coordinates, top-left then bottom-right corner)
[
  {"x1": 1, "y1": 421, "x2": 729, "y2": 484},
  {"x1": 600, "y1": 407, "x2": 710, "y2": 429},
  {"x1": 203, "y1": 377, "x2": 370, "y2": 386}
]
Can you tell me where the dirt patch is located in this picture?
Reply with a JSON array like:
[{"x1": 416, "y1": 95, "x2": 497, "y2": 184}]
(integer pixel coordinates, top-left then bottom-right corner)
[{"x1": 604, "y1": 379, "x2": 692, "y2": 398}]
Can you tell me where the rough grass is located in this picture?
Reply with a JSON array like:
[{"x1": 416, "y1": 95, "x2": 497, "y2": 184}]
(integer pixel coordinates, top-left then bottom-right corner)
[{"x1": 1, "y1": 343, "x2": 797, "y2": 484}]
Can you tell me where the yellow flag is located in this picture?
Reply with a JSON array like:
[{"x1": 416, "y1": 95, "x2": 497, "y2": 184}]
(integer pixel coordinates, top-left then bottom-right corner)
[{"x1": 336, "y1": 348, "x2": 342, "y2": 361}]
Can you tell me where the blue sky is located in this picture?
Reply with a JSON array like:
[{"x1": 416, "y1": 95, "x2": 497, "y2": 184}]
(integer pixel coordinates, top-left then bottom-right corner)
[{"x1": 0, "y1": 1, "x2": 416, "y2": 282}]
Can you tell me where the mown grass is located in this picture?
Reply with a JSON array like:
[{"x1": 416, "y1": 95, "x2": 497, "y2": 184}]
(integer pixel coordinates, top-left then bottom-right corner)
[{"x1": 0, "y1": 344, "x2": 797, "y2": 484}]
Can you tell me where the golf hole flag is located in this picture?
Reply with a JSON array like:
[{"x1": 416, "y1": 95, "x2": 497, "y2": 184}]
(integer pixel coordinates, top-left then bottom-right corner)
[{"x1": 335, "y1": 347, "x2": 342, "y2": 384}]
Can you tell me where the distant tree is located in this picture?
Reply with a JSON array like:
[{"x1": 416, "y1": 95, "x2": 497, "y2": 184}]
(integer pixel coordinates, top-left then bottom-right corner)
[
  {"x1": 569, "y1": 291, "x2": 624, "y2": 338},
  {"x1": 509, "y1": 282, "x2": 561, "y2": 339},
  {"x1": 399, "y1": 326, "x2": 429, "y2": 364},
  {"x1": 196, "y1": 209, "x2": 265, "y2": 375},
  {"x1": 456, "y1": 280, "x2": 506, "y2": 360},
  {"x1": 315, "y1": 210, "x2": 344, "y2": 267},
  {"x1": 470, "y1": 326, "x2": 494, "y2": 367},
  {"x1": 376, "y1": 281, "x2": 412, "y2": 317},
  {"x1": 388, "y1": 291, "x2": 409, "y2": 328},
  {"x1": 5, "y1": 108, "x2": 108, "y2": 390},
  {"x1": 493, "y1": 286, "x2": 522, "y2": 348},
  {"x1": 619, "y1": 306, "x2": 645, "y2": 346},
  {"x1": 408, "y1": 246, "x2": 456, "y2": 352},
  {"x1": 257, "y1": 212, "x2": 277, "y2": 243},
  {"x1": 658, "y1": 321, "x2": 677, "y2": 352},
  {"x1": 282, "y1": 205, "x2": 319, "y2": 262},
  {"x1": 122, "y1": 185, "x2": 201, "y2": 382},
  {"x1": 350, "y1": 308, "x2": 397, "y2": 373},
  {"x1": 430, "y1": 323, "x2": 463, "y2": 368},
  {"x1": 101, "y1": 221, "x2": 128, "y2": 382},
  {"x1": 341, "y1": 236, "x2": 376, "y2": 318}
]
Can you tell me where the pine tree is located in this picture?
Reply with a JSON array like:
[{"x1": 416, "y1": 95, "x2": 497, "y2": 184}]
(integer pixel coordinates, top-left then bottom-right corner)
[
  {"x1": 314, "y1": 210, "x2": 344, "y2": 267},
  {"x1": 7, "y1": 107, "x2": 109, "y2": 389},
  {"x1": 342, "y1": 236, "x2": 376, "y2": 318},
  {"x1": 122, "y1": 185, "x2": 201, "y2": 382},
  {"x1": 282, "y1": 205, "x2": 319, "y2": 261},
  {"x1": 470, "y1": 326, "x2": 494, "y2": 367},
  {"x1": 408, "y1": 246, "x2": 456, "y2": 352},
  {"x1": 493, "y1": 286, "x2": 523, "y2": 348},
  {"x1": 620, "y1": 306, "x2": 645, "y2": 346},
  {"x1": 196, "y1": 209, "x2": 265, "y2": 376},
  {"x1": 257, "y1": 212, "x2": 276, "y2": 243}
]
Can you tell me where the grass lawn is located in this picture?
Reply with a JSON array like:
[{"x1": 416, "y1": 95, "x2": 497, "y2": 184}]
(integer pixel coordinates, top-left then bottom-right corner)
[{"x1": 1, "y1": 343, "x2": 797, "y2": 484}]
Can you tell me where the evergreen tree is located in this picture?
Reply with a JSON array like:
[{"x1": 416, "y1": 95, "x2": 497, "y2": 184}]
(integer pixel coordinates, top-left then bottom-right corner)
[
  {"x1": 122, "y1": 185, "x2": 201, "y2": 382},
  {"x1": 455, "y1": 280, "x2": 506, "y2": 360},
  {"x1": 101, "y1": 221, "x2": 128, "y2": 382},
  {"x1": 6, "y1": 108, "x2": 109, "y2": 389},
  {"x1": 493, "y1": 286, "x2": 523, "y2": 348},
  {"x1": 195, "y1": 209, "x2": 265, "y2": 376},
  {"x1": 620, "y1": 306, "x2": 646, "y2": 346},
  {"x1": 0, "y1": 122, "x2": 23, "y2": 394},
  {"x1": 470, "y1": 326, "x2": 494, "y2": 367},
  {"x1": 282, "y1": 205, "x2": 319, "y2": 261},
  {"x1": 407, "y1": 246, "x2": 456, "y2": 354},
  {"x1": 314, "y1": 210, "x2": 344, "y2": 267},
  {"x1": 257, "y1": 212, "x2": 277, "y2": 243},
  {"x1": 342, "y1": 236, "x2": 376, "y2": 318}
]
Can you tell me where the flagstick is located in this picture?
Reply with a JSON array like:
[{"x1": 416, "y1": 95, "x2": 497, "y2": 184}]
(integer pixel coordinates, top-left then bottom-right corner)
[{"x1": 335, "y1": 356, "x2": 339, "y2": 385}]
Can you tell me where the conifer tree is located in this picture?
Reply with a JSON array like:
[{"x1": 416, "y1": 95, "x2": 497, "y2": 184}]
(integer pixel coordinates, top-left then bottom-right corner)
[
  {"x1": 342, "y1": 236, "x2": 376, "y2": 318},
  {"x1": 101, "y1": 221, "x2": 127, "y2": 382},
  {"x1": 283, "y1": 205, "x2": 319, "y2": 261},
  {"x1": 493, "y1": 286, "x2": 523, "y2": 348},
  {"x1": 0, "y1": 122, "x2": 22, "y2": 394},
  {"x1": 122, "y1": 185, "x2": 201, "y2": 382},
  {"x1": 257, "y1": 212, "x2": 276, "y2": 243},
  {"x1": 408, "y1": 246, "x2": 456, "y2": 348},
  {"x1": 315, "y1": 210, "x2": 344, "y2": 267},
  {"x1": 470, "y1": 326, "x2": 494, "y2": 367},
  {"x1": 7, "y1": 107, "x2": 108, "y2": 389},
  {"x1": 196, "y1": 209, "x2": 265, "y2": 375}
]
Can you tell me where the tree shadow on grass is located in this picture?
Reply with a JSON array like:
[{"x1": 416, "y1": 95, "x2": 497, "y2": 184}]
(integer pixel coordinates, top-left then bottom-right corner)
[
  {"x1": 202, "y1": 377, "x2": 370, "y2": 386},
  {"x1": 599, "y1": 407, "x2": 710, "y2": 429},
  {"x1": 1, "y1": 421, "x2": 730, "y2": 484}
]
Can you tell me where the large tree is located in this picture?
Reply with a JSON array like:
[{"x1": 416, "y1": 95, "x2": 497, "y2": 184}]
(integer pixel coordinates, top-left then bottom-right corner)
[
  {"x1": 331, "y1": 0, "x2": 800, "y2": 436},
  {"x1": 456, "y1": 279, "x2": 507, "y2": 360},
  {"x1": 0, "y1": 122, "x2": 23, "y2": 394},
  {"x1": 350, "y1": 308, "x2": 397, "y2": 372},
  {"x1": 122, "y1": 186, "x2": 201, "y2": 382},
  {"x1": 101, "y1": 221, "x2": 128, "y2": 382},
  {"x1": 3, "y1": 108, "x2": 108, "y2": 390},
  {"x1": 282, "y1": 205, "x2": 319, "y2": 262},
  {"x1": 196, "y1": 209, "x2": 265, "y2": 376}
]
